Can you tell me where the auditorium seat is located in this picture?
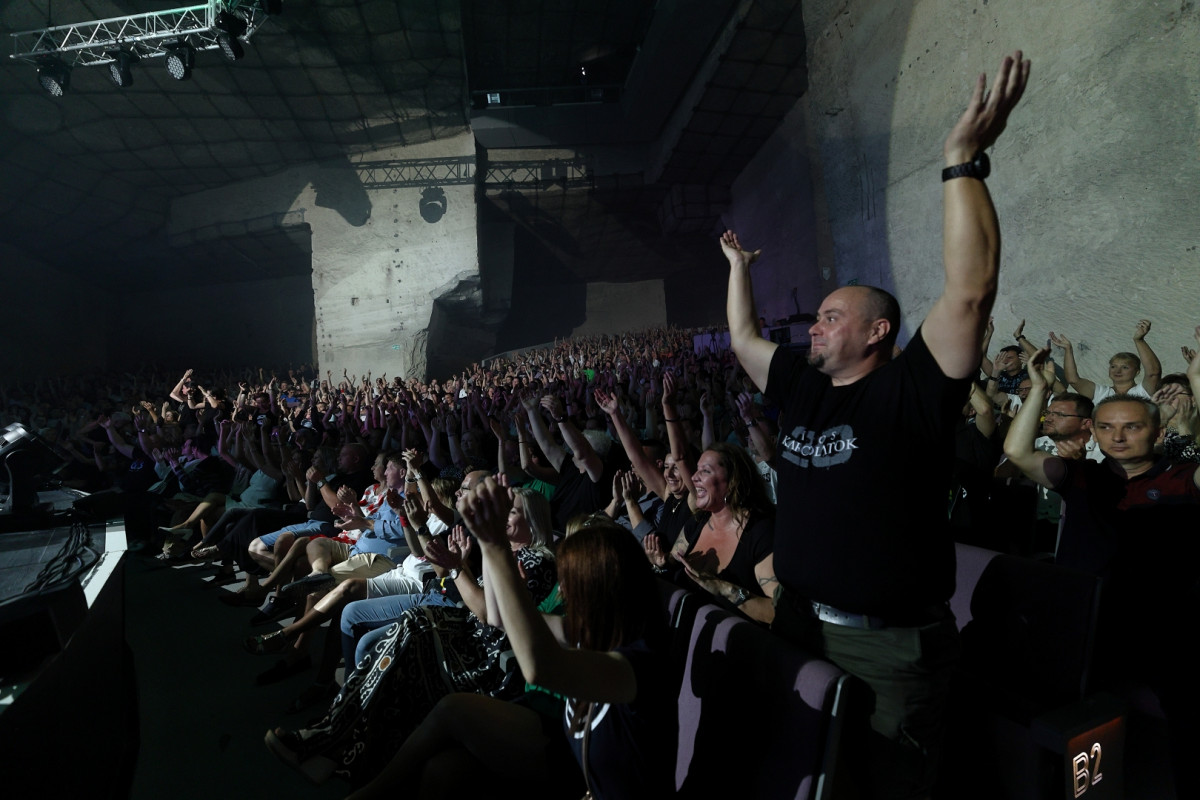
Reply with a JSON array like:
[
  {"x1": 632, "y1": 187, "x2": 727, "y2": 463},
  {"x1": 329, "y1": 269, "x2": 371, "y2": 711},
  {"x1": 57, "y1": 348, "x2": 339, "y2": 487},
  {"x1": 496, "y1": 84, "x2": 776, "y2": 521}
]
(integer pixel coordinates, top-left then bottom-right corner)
[{"x1": 668, "y1": 592, "x2": 858, "y2": 800}]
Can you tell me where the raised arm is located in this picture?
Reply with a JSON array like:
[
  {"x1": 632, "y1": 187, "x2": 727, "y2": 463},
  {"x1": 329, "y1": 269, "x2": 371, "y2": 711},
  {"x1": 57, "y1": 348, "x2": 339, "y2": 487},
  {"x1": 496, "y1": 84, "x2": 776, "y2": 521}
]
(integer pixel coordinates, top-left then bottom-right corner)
[
  {"x1": 169, "y1": 369, "x2": 193, "y2": 404},
  {"x1": 596, "y1": 388, "x2": 667, "y2": 500},
  {"x1": 520, "y1": 391, "x2": 566, "y2": 472},
  {"x1": 461, "y1": 479, "x2": 637, "y2": 703},
  {"x1": 1002, "y1": 347, "x2": 1058, "y2": 488},
  {"x1": 1132, "y1": 319, "x2": 1162, "y2": 394},
  {"x1": 721, "y1": 231, "x2": 776, "y2": 393},
  {"x1": 923, "y1": 51, "x2": 1030, "y2": 378},
  {"x1": 1049, "y1": 332, "x2": 1096, "y2": 398}
]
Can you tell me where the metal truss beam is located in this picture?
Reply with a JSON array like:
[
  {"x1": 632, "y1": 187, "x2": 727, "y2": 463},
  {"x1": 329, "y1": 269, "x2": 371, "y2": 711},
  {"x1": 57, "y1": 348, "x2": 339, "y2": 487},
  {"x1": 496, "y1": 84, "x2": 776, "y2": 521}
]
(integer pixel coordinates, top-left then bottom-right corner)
[
  {"x1": 9, "y1": 1, "x2": 267, "y2": 68},
  {"x1": 354, "y1": 157, "x2": 476, "y2": 189},
  {"x1": 482, "y1": 159, "x2": 592, "y2": 189}
]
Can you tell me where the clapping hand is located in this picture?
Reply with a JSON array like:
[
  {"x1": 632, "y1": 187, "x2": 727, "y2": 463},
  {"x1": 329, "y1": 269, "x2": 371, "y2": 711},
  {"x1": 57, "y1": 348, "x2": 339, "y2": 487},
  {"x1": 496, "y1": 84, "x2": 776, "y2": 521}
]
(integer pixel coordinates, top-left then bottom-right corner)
[
  {"x1": 423, "y1": 535, "x2": 462, "y2": 571},
  {"x1": 457, "y1": 476, "x2": 512, "y2": 548}
]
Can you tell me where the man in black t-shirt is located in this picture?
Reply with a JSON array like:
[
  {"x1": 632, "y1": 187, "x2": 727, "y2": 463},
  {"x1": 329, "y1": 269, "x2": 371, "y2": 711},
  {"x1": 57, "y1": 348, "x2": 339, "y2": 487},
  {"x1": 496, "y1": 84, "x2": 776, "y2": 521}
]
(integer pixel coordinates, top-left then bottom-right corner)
[{"x1": 723, "y1": 52, "x2": 1030, "y2": 799}]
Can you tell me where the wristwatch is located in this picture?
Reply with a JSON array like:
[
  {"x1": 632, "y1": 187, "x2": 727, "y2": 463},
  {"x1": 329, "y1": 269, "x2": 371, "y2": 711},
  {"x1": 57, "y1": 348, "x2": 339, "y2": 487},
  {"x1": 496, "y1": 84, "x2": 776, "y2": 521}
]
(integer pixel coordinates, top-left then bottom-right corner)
[
  {"x1": 729, "y1": 586, "x2": 750, "y2": 606},
  {"x1": 447, "y1": 568, "x2": 460, "y2": 581},
  {"x1": 941, "y1": 151, "x2": 990, "y2": 182}
]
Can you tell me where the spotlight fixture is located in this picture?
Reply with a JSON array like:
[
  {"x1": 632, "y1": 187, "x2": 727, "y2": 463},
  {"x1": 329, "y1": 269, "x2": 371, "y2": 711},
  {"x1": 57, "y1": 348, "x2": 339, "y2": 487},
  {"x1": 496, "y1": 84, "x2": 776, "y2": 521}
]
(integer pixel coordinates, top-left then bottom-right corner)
[
  {"x1": 106, "y1": 49, "x2": 138, "y2": 88},
  {"x1": 36, "y1": 58, "x2": 71, "y2": 96},
  {"x1": 164, "y1": 41, "x2": 196, "y2": 81},
  {"x1": 215, "y1": 10, "x2": 248, "y2": 61}
]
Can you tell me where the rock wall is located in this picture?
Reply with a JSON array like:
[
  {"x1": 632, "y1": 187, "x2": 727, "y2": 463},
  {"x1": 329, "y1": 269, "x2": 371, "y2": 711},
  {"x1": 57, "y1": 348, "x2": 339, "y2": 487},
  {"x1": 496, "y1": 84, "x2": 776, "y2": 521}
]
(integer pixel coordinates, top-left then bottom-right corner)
[{"x1": 733, "y1": 0, "x2": 1199, "y2": 375}]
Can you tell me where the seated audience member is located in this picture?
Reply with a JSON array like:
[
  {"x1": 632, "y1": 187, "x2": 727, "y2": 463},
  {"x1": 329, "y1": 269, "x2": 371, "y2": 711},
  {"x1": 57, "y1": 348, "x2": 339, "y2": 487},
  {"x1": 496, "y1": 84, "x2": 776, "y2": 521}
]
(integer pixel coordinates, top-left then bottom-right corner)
[
  {"x1": 263, "y1": 478, "x2": 557, "y2": 786},
  {"x1": 1156, "y1": 368, "x2": 1200, "y2": 463},
  {"x1": 645, "y1": 442, "x2": 776, "y2": 624},
  {"x1": 1003, "y1": 341, "x2": 1200, "y2": 792},
  {"x1": 342, "y1": 483, "x2": 676, "y2": 800},
  {"x1": 520, "y1": 392, "x2": 618, "y2": 530},
  {"x1": 595, "y1": 385, "x2": 693, "y2": 541},
  {"x1": 1050, "y1": 319, "x2": 1163, "y2": 401},
  {"x1": 241, "y1": 443, "x2": 374, "y2": 575},
  {"x1": 235, "y1": 451, "x2": 407, "y2": 618}
]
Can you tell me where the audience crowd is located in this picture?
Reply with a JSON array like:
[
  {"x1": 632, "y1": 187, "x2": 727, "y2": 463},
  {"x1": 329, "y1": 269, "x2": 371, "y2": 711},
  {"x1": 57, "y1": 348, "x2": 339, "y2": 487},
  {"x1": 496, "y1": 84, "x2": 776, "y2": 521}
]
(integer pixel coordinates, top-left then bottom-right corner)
[
  {"x1": 2, "y1": 48, "x2": 1196, "y2": 800},
  {"x1": 2, "y1": 308, "x2": 1196, "y2": 796}
]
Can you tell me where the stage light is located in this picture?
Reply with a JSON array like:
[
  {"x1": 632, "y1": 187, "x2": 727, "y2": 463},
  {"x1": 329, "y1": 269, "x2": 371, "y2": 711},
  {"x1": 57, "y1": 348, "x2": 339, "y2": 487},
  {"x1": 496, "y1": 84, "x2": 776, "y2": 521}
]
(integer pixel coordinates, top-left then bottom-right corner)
[
  {"x1": 37, "y1": 59, "x2": 71, "y2": 96},
  {"x1": 106, "y1": 49, "x2": 137, "y2": 88},
  {"x1": 164, "y1": 41, "x2": 195, "y2": 80},
  {"x1": 216, "y1": 10, "x2": 247, "y2": 61}
]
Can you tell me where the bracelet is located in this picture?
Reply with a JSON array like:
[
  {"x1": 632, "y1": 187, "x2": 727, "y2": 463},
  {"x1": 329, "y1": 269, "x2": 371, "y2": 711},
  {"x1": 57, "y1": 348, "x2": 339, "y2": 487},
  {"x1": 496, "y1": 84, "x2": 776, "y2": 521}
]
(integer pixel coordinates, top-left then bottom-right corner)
[
  {"x1": 518, "y1": 440, "x2": 528, "y2": 444},
  {"x1": 553, "y1": 416, "x2": 566, "y2": 423},
  {"x1": 663, "y1": 417, "x2": 679, "y2": 422}
]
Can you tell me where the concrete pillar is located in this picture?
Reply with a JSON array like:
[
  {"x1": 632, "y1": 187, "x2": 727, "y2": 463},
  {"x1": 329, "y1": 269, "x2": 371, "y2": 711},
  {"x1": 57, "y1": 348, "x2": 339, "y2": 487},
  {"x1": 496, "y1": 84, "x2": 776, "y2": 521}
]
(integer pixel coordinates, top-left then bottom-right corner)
[{"x1": 169, "y1": 131, "x2": 483, "y2": 381}]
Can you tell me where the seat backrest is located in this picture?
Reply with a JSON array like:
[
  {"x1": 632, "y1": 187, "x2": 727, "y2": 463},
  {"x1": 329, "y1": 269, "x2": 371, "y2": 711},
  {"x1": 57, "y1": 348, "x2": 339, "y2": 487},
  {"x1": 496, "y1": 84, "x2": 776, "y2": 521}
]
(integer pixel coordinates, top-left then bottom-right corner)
[
  {"x1": 674, "y1": 600, "x2": 854, "y2": 800},
  {"x1": 954, "y1": 543, "x2": 1102, "y2": 707},
  {"x1": 951, "y1": 542, "x2": 1002, "y2": 630}
]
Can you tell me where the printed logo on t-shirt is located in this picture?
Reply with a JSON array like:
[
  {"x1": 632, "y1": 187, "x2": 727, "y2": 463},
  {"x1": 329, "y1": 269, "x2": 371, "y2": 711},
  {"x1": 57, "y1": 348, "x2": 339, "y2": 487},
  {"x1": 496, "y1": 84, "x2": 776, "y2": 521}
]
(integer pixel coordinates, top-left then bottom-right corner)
[
  {"x1": 565, "y1": 699, "x2": 611, "y2": 739},
  {"x1": 779, "y1": 424, "x2": 857, "y2": 468}
]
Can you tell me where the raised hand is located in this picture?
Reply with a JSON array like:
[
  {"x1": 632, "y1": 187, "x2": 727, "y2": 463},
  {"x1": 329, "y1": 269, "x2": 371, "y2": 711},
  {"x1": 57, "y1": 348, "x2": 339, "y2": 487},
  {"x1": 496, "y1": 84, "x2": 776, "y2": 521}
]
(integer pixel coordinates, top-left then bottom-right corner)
[
  {"x1": 944, "y1": 50, "x2": 1031, "y2": 164},
  {"x1": 403, "y1": 494, "x2": 430, "y2": 529},
  {"x1": 594, "y1": 388, "x2": 619, "y2": 416},
  {"x1": 1048, "y1": 331, "x2": 1072, "y2": 350},
  {"x1": 1132, "y1": 319, "x2": 1152, "y2": 342},
  {"x1": 735, "y1": 391, "x2": 755, "y2": 424},
  {"x1": 620, "y1": 470, "x2": 642, "y2": 503},
  {"x1": 540, "y1": 394, "x2": 566, "y2": 421},
  {"x1": 1027, "y1": 347, "x2": 1051, "y2": 390},
  {"x1": 1054, "y1": 439, "x2": 1085, "y2": 461},
  {"x1": 1012, "y1": 319, "x2": 1025, "y2": 340},
  {"x1": 661, "y1": 372, "x2": 677, "y2": 406},
  {"x1": 643, "y1": 533, "x2": 667, "y2": 568},
  {"x1": 448, "y1": 525, "x2": 473, "y2": 561},
  {"x1": 457, "y1": 476, "x2": 512, "y2": 548},
  {"x1": 423, "y1": 536, "x2": 462, "y2": 571},
  {"x1": 719, "y1": 230, "x2": 761, "y2": 270}
]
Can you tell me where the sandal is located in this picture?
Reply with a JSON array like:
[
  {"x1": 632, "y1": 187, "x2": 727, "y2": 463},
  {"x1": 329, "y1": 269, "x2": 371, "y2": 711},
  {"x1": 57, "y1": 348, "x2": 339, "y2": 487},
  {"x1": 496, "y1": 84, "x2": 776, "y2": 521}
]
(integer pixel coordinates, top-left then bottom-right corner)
[
  {"x1": 192, "y1": 544, "x2": 220, "y2": 560},
  {"x1": 244, "y1": 630, "x2": 290, "y2": 655}
]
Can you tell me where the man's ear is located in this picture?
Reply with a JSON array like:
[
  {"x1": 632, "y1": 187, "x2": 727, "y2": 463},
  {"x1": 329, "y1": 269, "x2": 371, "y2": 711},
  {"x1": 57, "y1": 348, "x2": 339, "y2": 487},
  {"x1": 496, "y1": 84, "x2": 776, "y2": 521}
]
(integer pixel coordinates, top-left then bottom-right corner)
[
  {"x1": 867, "y1": 319, "x2": 892, "y2": 346},
  {"x1": 1081, "y1": 418, "x2": 1094, "y2": 431}
]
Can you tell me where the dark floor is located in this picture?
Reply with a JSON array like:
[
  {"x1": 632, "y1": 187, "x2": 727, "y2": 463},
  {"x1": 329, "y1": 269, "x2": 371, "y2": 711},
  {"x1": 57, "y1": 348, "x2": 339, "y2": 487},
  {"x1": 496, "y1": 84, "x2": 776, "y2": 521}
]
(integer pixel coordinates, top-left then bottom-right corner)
[{"x1": 125, "y1": 553, "x2": 345, "y2": 800}]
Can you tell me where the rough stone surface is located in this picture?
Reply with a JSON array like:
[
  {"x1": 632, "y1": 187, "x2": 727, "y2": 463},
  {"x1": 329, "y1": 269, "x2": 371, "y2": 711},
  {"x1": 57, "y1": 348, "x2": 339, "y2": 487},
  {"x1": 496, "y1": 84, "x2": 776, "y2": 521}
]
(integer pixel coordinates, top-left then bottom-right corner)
[
  {"x1": 739, "y1": 0, "x2": 1199, "y2": 376},
  {"x1": 169, "y1": 132, "x2": 482, "y2": 380}
]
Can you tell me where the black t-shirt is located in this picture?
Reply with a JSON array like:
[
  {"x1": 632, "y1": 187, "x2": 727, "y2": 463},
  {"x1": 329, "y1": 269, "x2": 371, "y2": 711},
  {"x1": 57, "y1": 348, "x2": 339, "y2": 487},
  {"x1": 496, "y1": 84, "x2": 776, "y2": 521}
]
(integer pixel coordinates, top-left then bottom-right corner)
[
  {"x1": 549, "y1": 453, "x2": 617, "y2": 531},
  {"x1": 307, "y1": 467, "x2": 375, "y2": 523},
  {"x1": 678, "y1": 512, "x2": 773, "y2": 598},
  {"x1": 765, "y1": 327, "x2": 968, "y2": 617},
  {"x1": 564, "y1": 639, "x2": 677, "y2": 800}
]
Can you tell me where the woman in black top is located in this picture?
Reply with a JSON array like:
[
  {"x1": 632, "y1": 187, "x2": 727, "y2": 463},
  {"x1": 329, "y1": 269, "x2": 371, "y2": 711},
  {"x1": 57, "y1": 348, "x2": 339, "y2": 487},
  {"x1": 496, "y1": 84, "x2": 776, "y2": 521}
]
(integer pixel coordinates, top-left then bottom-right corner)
[{"x1": 645, "y1": 441, "x2": 777, "y2": 624}]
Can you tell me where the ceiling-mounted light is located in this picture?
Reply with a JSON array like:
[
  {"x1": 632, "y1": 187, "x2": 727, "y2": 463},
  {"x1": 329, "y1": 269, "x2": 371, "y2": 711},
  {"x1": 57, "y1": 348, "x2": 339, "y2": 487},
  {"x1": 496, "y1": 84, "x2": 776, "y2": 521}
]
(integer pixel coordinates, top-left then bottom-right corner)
[
  {"x1": 215, "y1": 10, "x2": 248, "y2": 61},
  {"x1": 106, "y1": 49, "x2": 138, "y2": 88},
  {"x1": 37, "y1": 58, "x2": 71, "y2": 96},
  {"x1": 164, "y1": 41, "x2": 196, "y2": 81}
]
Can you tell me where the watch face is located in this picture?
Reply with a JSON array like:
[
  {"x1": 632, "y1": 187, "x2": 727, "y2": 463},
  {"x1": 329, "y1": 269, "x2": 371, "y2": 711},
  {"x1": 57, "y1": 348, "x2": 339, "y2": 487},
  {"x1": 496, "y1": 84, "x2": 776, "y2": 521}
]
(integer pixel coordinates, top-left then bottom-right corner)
[{"x1": 973, "y1": 151, "x2": 991, "y2": 178}]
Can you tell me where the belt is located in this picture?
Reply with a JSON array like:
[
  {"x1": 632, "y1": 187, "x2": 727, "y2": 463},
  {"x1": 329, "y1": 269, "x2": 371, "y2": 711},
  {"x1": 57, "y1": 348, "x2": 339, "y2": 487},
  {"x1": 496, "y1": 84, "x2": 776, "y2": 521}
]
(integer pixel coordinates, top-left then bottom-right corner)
[
  {"x1": 810, "y1": 602, "x2": 889, "y2": 630},
  {"x1": 809, "y1": 600, "x2": 948, "y2": 630}
]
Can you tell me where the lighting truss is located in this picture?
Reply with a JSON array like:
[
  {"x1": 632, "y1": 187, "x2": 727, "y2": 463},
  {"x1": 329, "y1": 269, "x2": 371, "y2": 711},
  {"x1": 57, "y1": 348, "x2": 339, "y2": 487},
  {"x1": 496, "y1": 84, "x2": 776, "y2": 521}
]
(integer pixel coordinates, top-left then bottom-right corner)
[{"x1": 9, "y1": 0, "x2": 270, "y2": 70}]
